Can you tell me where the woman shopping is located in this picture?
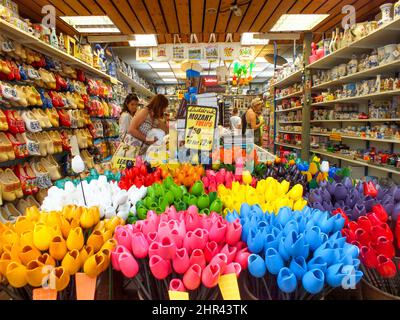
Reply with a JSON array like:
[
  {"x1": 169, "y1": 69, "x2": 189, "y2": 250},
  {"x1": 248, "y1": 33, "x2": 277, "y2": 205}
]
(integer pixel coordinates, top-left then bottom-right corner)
[
  {"x1": 119, "y1": 93, "x2": 139, "y2": 139},
  {"x1": 126, "y1": 94, "x2": 169, "y2": 155},
  {"x1": 242, "y1": 97, "x2": 264, "y2": 146}
]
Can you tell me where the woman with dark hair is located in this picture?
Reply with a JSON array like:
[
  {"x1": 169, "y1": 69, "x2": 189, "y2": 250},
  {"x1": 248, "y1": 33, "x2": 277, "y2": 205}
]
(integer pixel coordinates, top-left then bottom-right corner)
[
  {"x1": 119, "y1": 93, "x2": 139, "y2": 139},
  {"x1": 126, "y1": 94, "x2": 169, "y2": 153}
]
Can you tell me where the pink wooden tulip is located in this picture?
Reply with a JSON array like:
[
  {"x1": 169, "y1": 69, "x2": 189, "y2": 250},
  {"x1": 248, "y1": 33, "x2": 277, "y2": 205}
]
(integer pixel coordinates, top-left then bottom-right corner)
[
  {"x1": 118, "y1": 252, "x2": 139, "y2": 278},
  {"x1": 159, "y1": 236, "x2": 177, "y2": 260},
  {"x1": 235, "y1": 247, "x2": 250, "y2": 270},
  {"x1": 209, "y1": 220, "x2": 227, "y2": 243},
  {"x1": 131, "y1": 232, "x2": 149, "y2": 258},
  {"x1": 111, "y1": 245, "x2": 129, "y2": 271},
  {"x1": 202, "y1": 176, "x2": 210, "y2": 189},
  {"x1": 215, "y1": 171, "x2": 224, "y2": 185},
  {"x1": 170, "y1": 228, "x2": 183, "y2": 248},
  {"x1": 173, "y1": 247, "x2": 190, "y2": 274},
  {"x1": 202, "y1": 263, "x2": 221, "y2": 288},
  {"x1": 142, "y1": 219, "x2": 157, "y2": 235},
  {"x1": 148, "y1": 241, "x2": 161, "y2": 257},
  {"x1": 177, "y1": 220, "x2": 186, "y2": 238},
  {"x1": 204, "y1": 241, "x2": 219, "y2": 263},
  {"x1": 186, "y1": 212, "x2": 201, "y2": 231},
  {"x1": 159, "y1": 213, "x2": 169, "y2": 223},
  {"x1": 235, "y1": 241, "x2": 247, "y2": 251},
  {"x1": 146, "y1": 210, "x2": 160, "y2": 226},
  {"x1": 166, "y1": 206, "x2": 178, "y2": 219},
  {"x1": 208, "y1": 183, "x2": 217, "y2": 193},
  {"x1": 201, "y1": 218, "x2": 213, "y2": 231},
  {"x1": 169, "y1": 279, "x2": 185, "y2": 292},
  {"x1": 187, "y1": 205, "x2": 199, "y2": 215},
  {"x1": 210, "y1": 212, "x2": 220, "y2": 223},
  {"x1": 168, "y1": 219, "x2": 178, "y2": 231},
  {"x1": 133, "y1": 221, "x2": 144, "y2": 233},
  {"x1": 183, "y1": 264, "x2": 202, "y2": 290},
  {"x1": 189, "y1": 228, "x2": 208, "y2": 251},
  {"x1": 183, "y1": 231, "x2": 193, "y2": 254},
  {"x1": 114, "y1": 227, "x2": 132, "y2": 252},
  {"x1": 147, "y1": 231, "x2": 159, "y2": 244},
  {"x1": 224, "y1": 262, "x2": 242, "y2": 277},
  {"x1": 226, "y1": 219, "x2": 242, "y2": 246},
  {"x1": 149, "y1": 255, "x2": 171, "y2": 280},
  {"x1": 189, "y1": 249, "x2": 206, "y2": 269},
  {"x1": 220, "y1": 244, "x2": 237, "y2": 264},
  {"x1": 158, "y1": 222, "x2": 170, "y2": 239},
  {"x1": 210, "y1": 253, "x2": 228, "y2": 273}
]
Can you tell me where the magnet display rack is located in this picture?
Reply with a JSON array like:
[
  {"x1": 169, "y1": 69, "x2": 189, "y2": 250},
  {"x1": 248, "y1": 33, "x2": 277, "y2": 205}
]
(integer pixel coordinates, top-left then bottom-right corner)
[{"x1": 306, "y1": 16, "x2": 400, "y2": 178}]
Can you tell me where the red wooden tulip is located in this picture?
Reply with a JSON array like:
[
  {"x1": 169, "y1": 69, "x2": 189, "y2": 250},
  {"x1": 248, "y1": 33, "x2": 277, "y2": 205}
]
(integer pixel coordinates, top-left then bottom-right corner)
[
  {"x1": 202, "y1": 263, "x2": 221, "y2": 288},
  {"x1": 360, "y1": 246, "x2": 378, "y2": 269},
  {"x1": 370, "y1": 224, "x2": 393, "y2": 242},
  {"x1": 209, "y1": 220, "x2": 227, "y2": 243},
  {"x1": 357, "y1": 216, "x2": 372, "y2": 232},
  {"x1": 220, "y1": 244, "x2": 237, "y2": 264},
  {"x1": 355, "y1": 228, "x2": 370, "y2": 245},
  {"x1": 169, "y1": 279, "x2": 185, "y2": 292},
  {"x1": 396, "y1": 218, "x2": 400, "y2": 249},
  {"x1": 189, "y1": 249, "x2": 206, "y2": 269},
  {"x1": 371, "y1": 204, "x2": 388, "y2": 223},
  {"x1": 234, "y1": 247, "x2": 250, "y2": 270},
  {"x1": 366, "y1": 213, "x2": 382, "y2": 226},
  {"x1": 131, "y1": 232, "x2": 149, "y2": 259},
  {"x1": 118, "y1": 252, "x2": 139, "y2": 278},
  {"x1": 226, "y1": 219, "x2": 242, "y2": 246},
  {"x1": 158, "y1": 236, "x2": 177, "y2": 260},
  {"x1": 224, "y1": 262, "x2": 242, "y2": 277},
  {"x1": 149, "y1": 255, "x2": 171, "y2": 280},
  {"x1": 172, "y1": 247, "x2": 190, "y2": 274},
  {"x1": 147, "y1": 232, "x2": 159, "y2": 244},
  {"x1": 111, "y1": 245, "x2": 129, "y2": 271},
  {"x1": 204, "y1": 241, "x2": 219, "y2": 263},
  {"x1": 189, "y1": 228, "x2": 208, "y2": 251},
  {"x1": 376, "y1": 255, "x2": 397, "y2": 278},
  {"x1": 210, "y1": 253, "x2": 228, "y2": 274},
  {"x1": 183, "y1": 264, "x2": 202, "y2": 290},
  {"x1": 148, "y1": 241, "x2": 161, "y2": 257},
  {"x1": 363, "y1": 181, "x2": 378, "y2": 198},
  {"x1": 373, "y1": 236, "x2": 395, "y2": 258}
]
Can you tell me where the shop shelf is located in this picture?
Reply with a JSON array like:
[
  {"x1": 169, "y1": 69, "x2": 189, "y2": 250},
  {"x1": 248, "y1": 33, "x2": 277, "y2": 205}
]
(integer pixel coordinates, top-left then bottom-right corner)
[
  {"x1": 278, "y1": 121, "x2": 302, "y2": 124},
  {"x1": 312, "y1": 60, "x2": 400, "y2": 90},
  {"x1": 311, "y1": 148, "x2": 400, "y2": 175},
  {"x1": 275, "y1": 106, "x2": 303, "y2": 113},
  {"x1": 307, "y1": 17, "x2": 400, "y2": 69},
  {"x1": 278, "y1": 130, "x2": 302, "y2": 135},
  {"x1": 117, "y1": 70, "x2": 155, "y2": 98},
  {"x1": 274, "y1": 70, "x2": 302, "y2": 88},
  {"x1": 274, "y1": 141, "x2": 302, "y2": 150},
  {"x1": 275, "y1": 91, "x2": 303, "y2": 101},
  {"x1": 311, "y1": 89, "x2": 400, "y2": 106},
  {"x1": 0, "y1": 19, "x2": 121, "y2": 83},
  {"x1": 310, "y1": 132, "x2": 400, "y2": 143},
  {"x1": 310, "y1": 118, "x2": 400, "y2": 123},
  {"x1": 0, "y1": 151, "x2": 68, "y2": 168}
]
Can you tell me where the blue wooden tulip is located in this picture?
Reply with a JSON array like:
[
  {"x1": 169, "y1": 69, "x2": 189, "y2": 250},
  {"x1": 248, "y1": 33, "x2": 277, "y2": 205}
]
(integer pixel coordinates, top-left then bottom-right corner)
[
  {"x1": 318, "y1": 212, "x2": 336, "y2": 234},
  {"x1": 248, "y1": 254, "x2": 266, "y2": 278},
  {"x1": 342, "y1": 243, "x2": 359, "y2": 259},
  {"x1": 307, "y1": 256, "x2": 327, "y2": 273},
  {"x1": 328, "y1": 231, "x2": 346, "y2": 247},
  {"x1": 326, "y1": 264, "x2": 347, "y2": 287},
  {"x1": 295, "y1": 215, "x2": 307, "y2": 234},
  {"x1": 277, "y1": 268, "x2": 297, "y2": 293},
  {"x1": 332, "y1": 214, "x2": 345, "y2": 233},
  {"x1": 265, "y1": 248, "x2": 284, "y2": 275},
  {"x1": 257, "y1": 220, "x2": 270, "y2": 234},
  {"x1": 284, "y1": 230, "x2": 305, "y2": 258},
  {"x1": 264, "y1": 233, "x2": 279, "y2": 251},
  {"x1": 283, "y1": 220, "x2": 299, "y2": 236},
  {"x1": 277, "y1": 207, "x2": 292, "y2": 226},
  {"x1": 305, "y1": 226, "x2": 323, "y2": 251},
  {"x1": 278, "y1": 236, "x2": 290, "y2": 261},
  {"x1": 352, "y1": 259, "x2": 361, "y2": 269},
  {"x1": 240, "y1": 203, "x2": 251, "y2": 218},
  {"x1": 302, "y1": 269, "x2": 325, "y2": 294},
  {"x1": 247, "y1": 227, "x2": 264, "y2": 254},
  {"x1": 251, "y1": 204, "x2": 264, "y2": 217},
  {"x1": 289, "y1": 256, "x2": 308, "y2": 281}
]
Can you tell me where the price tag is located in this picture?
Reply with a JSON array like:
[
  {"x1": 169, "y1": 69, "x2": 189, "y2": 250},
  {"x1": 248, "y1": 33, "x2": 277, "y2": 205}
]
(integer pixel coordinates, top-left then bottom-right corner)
[
  {"x1": 218, "y1": 273, "x2": 241, "y2": 300},
  {"x1": 168, "y1": 290, "x2": 189, "y2": 300},
  {"x1": 32, "y1": 288, "x2": 57, "y2": 300}
]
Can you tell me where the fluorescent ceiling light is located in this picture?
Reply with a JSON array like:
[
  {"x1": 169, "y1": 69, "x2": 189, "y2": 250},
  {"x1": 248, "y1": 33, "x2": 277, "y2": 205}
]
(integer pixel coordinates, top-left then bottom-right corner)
[
  {"x1": 254, "y1": 57, "x2": 267, "y2": 63},
  {"x1": 60, "y1": 16, "x2": 121, "y2": 34},
  {"x1": 157, "y1": 72, "x2": 175, "y2": 77},
  {"x1": 149, "y1": 62, "x2": 170, "y2": 69},
  {"x1": 241, "y1": 33, "x2": 269, "y2": 46},
  {"x1": 129, "y1": 34, "x2": 157, "y2": 47},
  {"x1": 271, "y1": 14, "x2": 329, "y2": 32},
  {"x1": 162, "y1": 78, "x2": 177, "y2": 83}
]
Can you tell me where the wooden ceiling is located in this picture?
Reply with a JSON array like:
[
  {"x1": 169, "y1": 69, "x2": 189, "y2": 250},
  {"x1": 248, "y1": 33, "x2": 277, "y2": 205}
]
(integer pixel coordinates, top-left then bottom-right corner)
[{"x1": 14, "y1": 0, "x2": 389, "y2": 43}]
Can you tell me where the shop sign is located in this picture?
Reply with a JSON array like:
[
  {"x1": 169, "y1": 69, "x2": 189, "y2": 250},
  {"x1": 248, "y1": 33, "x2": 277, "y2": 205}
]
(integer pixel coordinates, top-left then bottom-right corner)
[{"x1": 185, "y1": 106, "x2": 217, "y2": 151}]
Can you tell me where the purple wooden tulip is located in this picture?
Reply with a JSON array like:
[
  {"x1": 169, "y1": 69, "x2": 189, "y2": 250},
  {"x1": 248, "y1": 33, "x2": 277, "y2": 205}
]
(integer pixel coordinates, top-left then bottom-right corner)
[{"x1": 333, "y1": 183, "x2": 347, "y2": 201}]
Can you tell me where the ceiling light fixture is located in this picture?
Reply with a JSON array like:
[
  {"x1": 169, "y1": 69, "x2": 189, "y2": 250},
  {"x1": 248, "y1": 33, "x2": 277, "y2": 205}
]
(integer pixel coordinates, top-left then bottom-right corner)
[
  {"x1": 270, "y1": 14, "x2": 329, "y2": 32},
  {"x1": 241, "y1": 33, "x2": 270, "y2": 46},
  {"x1": 129, "y1": 34, "x2": 158, "y2": 47},
  {"x1": 148, "y1": 61, "x2": 170, "y2": 69},
  {"x1": 60, "y1": 16, "x2": 121, "y2": 33},
  {"x1": 157, "y1": 72, "x2": 175, "y2": 77}
]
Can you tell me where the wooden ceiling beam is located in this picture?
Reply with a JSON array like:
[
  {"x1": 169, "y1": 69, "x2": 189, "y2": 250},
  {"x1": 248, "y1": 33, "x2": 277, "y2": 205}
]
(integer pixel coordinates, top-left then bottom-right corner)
[
  {"x1": 47, "y1": 0, "x2": 78, "y2": 16},
  {"x1": 190, "y1": 0, "x2": 205, "y2": 33},
  {"x1": 130, "y1": 0, "x2": 156, "y2": 34},
  {"x1": 143, "y1": 0, "x2": 168, "y2": 33},
  {"x1": 215, "y1": 0, "x2": 232, "y2": 33},
  {"x1": 203, "y1": 0, "x2": 219, "y2": 33},
  {"x1": 160, "y1": 0, "x2": 180, "y2": 34},
  {"x1": 226, "y1": 0, "x2": 250, "y2": 33},
  {"x1": 96, "y1": 0, "x2": 133, "y2": 34},
  {"x1": 64, "y1": 0, "x2": 91, "y2": 15},
  {"x1": 175, "y1": 0, "x2": 191, "y2": 34},
  {"x1": 113, "y1": 0, "x2": 145, "y2": 33},
  {"x1": 249, "y1": 0, "x2": 280, "y2": 32},
  {"x1": 261, "y1": 0, "x2": 297, "y2": 32},
  {"x1": 237, "y1": 0, "x2": 267, "y2": 33},
  {"x1": 78, "y1": 0, "x2": 105, "y2": 15}
]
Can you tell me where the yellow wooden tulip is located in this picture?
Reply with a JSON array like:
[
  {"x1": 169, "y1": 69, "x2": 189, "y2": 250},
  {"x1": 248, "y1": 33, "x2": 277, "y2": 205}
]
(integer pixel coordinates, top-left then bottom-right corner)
[
  {"x1": 37, "y1": 253, "x2": 56, "y2": 267},
  {"x1": 2, "y1": 229, "x2": 18, "y2": 246},
  {"x1": 293, "y1": 198, "x2": 307, "y2": 211},
  {"x1": 25, "y1": 206, "x2": 40, "y2": 222},
  {"x1": 14, "y1": 216, "x2": 34, "y2": 235},
  {"x1": 26, "y1": 260, "x2": 44, "y2": 287},
  {"x1": 80, "y1": 207, "x2": 95, "y2": 229},
  {"x1": 49, "y1": 235, "x2": 67, "y2": 261},
  {"x1": 20, "y1": 230, "x2": 34, "y2": 247},
  {"x1": 62, "y1": 249, "x2": 82, "y2": 275},
  {"x1": 50, "y1": 266, "x2": 70, "y2": 291},
  {"x1": 101, "y1": 239, "x2": 117, "y2": 252},
  {"x1": 80, "y1": 245, "x2": 94, "y2": 265},
  {"x1": 60, "y1": 215, "x2": 71, "y2": 239},
  {"x1": 18, "y1": 245, "x2": 41, "y2": 266},
  {"x1": 0, "y1": 252, "x2": 12, "y2": 276},
  {"x1": 66, "y1": 227, "x2": 84, "y2": 251},
  {"x1": 84, "y1": 253, "x2": 106, "y2": 278},
  {"x1": 33, "y1": 223, "x2": 53, "y2": 251},
  {"x1": 288, "y1": 184, "x2": 304, "y2": 201},
  {"x1": 87, "y1": 230, "x2": 104, "y2": 253},
  {"x1": 62, "y1": 205, "x2": 76, "y2": 221},
  {"x1": 46, "y1": 211, "x2": 62, "y2": 228},
  {"x1": 6, "y1": 261, "x2": 28, "y2": 288},
  {"x1": 88, "y1": 207, "x2": 100, "y2": 226}
]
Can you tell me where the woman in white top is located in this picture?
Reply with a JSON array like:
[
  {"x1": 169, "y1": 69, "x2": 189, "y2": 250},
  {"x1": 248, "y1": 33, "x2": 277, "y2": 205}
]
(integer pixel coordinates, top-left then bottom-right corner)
[
  {"x1": 119, "y1": 93, "x2": 139, "y2": 139},
  {"x1": 230, "y1": 107, "x2": 242, "y2": 135}
]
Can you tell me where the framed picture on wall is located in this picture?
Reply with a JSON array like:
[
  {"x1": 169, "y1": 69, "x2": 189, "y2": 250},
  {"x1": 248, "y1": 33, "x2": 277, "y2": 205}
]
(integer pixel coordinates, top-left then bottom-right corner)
[{"x1": 136, "y1": 47, "x2": 153, "y2": 61}]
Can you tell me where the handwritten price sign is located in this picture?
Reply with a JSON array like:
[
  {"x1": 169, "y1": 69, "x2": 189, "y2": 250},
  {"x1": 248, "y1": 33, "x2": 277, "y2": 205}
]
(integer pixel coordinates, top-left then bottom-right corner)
[{"x1": 185, "y1": 106, "x2": 217, "y2": 151}]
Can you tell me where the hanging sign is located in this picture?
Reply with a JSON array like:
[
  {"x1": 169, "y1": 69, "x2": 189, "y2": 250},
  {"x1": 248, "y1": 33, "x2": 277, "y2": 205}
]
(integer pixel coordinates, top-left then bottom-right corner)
[
  {"x1": 239, "y1": 46, "x2": 255, "y2": 60},
  {"x1": 204, "y1": 44, "x2": 219, "y2": 60},
  {"x1": 185, "y1": 105, "x2": 217, "y2": 151},
  {"x1": 172, "y1": 45, "x2": 186, "y2": 61},
  {"x1": 136, "y1": 47, "x2": 152, "y2": 61},
  {"x1": 153, "y1": 44, "x2": 170, "y2": 62},
  {"x1": 187, "y1": 34, "x2": 202, "y2": 61}
]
